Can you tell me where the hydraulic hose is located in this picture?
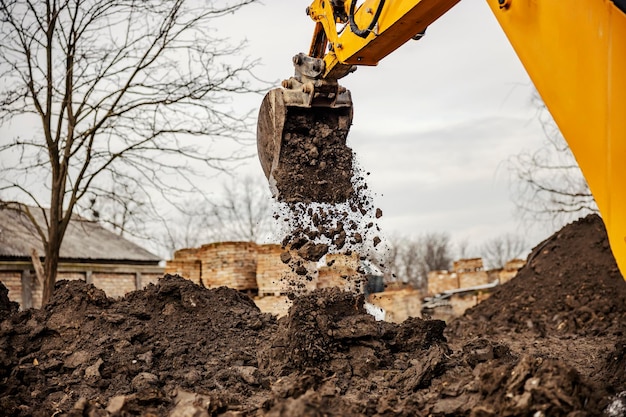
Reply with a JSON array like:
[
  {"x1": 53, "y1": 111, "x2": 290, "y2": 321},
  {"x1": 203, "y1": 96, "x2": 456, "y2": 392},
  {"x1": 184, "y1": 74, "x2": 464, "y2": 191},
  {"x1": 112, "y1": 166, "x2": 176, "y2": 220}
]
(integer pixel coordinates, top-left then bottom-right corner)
[{"x1": 349, "y1": 0, "x2": 386, "y2": 38}]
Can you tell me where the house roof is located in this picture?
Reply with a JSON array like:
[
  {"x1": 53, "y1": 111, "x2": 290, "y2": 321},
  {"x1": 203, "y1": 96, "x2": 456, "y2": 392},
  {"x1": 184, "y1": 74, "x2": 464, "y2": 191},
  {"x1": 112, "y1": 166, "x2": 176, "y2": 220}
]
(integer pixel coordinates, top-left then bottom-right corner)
[{"x1": 0, "y1": 204, "x2": 161, "y2": 263}]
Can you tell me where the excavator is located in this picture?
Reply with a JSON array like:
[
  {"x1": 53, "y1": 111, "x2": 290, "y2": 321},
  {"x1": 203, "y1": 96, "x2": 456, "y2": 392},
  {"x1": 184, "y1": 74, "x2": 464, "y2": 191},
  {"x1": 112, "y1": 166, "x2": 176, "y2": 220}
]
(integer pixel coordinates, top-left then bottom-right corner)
[{"x1": 256, "y1": 0, "x2": 626, "y2": 277}]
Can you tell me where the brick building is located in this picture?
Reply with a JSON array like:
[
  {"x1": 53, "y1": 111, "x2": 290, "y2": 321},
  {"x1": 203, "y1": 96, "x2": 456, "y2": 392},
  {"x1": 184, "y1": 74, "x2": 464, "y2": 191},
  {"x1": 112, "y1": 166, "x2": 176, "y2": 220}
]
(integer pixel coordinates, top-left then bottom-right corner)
[
  {"x1": 423, "y1": 257, "x2": 526, "y2": 321},
  {"x1": 166, "y1": 242, "x2": 387, "y2": 317},
  {"x1": 0, "y1": 204, "x2": 163, "y2": 308}
]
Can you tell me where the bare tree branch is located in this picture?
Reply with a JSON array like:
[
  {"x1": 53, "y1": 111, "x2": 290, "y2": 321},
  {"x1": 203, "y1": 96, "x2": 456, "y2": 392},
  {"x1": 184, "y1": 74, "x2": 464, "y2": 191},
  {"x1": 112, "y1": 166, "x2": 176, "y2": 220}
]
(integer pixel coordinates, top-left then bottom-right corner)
[
  {"x1": 507, "y1": 92, "x2": 598, "y2": 230},
  {"x1": 382, "y1": 232, "x2": 452, "y2": 292},
  {"x1": 480, "y1": 233, "x2": 526, "y2": 269},
  {"x1": 0, "y1": 0, "x2": 261, "y2": 304}
]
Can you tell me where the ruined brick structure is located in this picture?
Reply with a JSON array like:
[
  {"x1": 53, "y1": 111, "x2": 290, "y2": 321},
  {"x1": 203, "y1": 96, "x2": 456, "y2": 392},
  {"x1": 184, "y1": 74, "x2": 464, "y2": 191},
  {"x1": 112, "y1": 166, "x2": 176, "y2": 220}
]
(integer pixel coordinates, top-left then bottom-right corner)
[
  {"x1": 427, "y1": 257, "x2": 525, "y2": 296},
  {"x1": 200, "y1": 242, "x2": 258, "y2": 291}
]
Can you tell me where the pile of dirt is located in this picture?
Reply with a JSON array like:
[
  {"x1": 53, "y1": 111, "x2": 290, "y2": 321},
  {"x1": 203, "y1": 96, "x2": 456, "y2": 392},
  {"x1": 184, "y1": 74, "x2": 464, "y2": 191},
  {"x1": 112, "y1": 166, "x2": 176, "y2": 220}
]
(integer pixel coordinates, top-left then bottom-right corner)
[
  {"x1": 0, "y1": 276, "x2": 277, "y2": 416},
  {"x1": 1, "y1": 214, "x2": 625, "y2": 416},
  {"x1": 447, "y1": 214, "x2": 626, "y2": 394},
  {"x1": 449, "y1": 215, "x2": 626, "y2": 339}
]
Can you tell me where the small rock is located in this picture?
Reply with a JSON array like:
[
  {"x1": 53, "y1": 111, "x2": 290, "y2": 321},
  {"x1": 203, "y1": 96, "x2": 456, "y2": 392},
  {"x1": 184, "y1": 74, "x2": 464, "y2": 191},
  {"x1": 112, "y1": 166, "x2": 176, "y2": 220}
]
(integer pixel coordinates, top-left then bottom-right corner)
[
  {"x1": 85, "y1": 358, "x2": 103, "y2": 378},
  {"x1": 64, "y1": 350, "x2": 91, "y2": 369},
  {"x1": 280, "y1": 251, "x2": 292, "y2": 264},
  {"x1": 234, "y1": 366, "x2": 260, "y2": 385},
  {"x1": 106, "y1": 395, "x2": 127, "y2": 414},
  {"x1": 183, "y1": 369, "x2": 202, "y2": 385},
  {"x1": 131, "y1": 372, "x2": 159, "y2": 391},
  {"x1": 137, "y1": 351, "x2": 153, "y2": 367}
]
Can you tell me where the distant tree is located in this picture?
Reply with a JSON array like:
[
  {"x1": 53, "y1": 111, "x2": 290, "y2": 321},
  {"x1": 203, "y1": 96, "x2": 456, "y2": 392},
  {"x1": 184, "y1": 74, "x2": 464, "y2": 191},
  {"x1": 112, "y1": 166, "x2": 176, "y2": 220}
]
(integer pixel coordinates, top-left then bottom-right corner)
[
  {"x1": 0, "y1": 0, "x2": 258, "y2": 304},
  {"x1": 158, "y1": 200, "x2": 215, "y2": 259},
  {"x1": 383, "y1": 232, "x2": 452, "y2": 291},
  {"x1": 159, "y1": 175, "x2": 276, "y2": 258},
  {"x1": 508, "y1": 94, "x2": 598, "y2": 228},
  {"x1": 421, "y1": 232, "x2": 453, "y2": 274},
  {"x1": 480, "y1": 233, "x2": 526, "y2": 269},
  {"x1": 208, "y1": 175, "x2": 277, "y2": 243}
]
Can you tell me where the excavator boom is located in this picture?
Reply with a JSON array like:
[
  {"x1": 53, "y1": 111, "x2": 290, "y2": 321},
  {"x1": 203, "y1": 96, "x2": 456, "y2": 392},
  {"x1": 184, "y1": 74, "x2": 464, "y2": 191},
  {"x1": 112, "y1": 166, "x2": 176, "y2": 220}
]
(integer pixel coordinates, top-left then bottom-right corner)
[{"x1": 257, "y1": 0, "x2": 626, "y2": 276}]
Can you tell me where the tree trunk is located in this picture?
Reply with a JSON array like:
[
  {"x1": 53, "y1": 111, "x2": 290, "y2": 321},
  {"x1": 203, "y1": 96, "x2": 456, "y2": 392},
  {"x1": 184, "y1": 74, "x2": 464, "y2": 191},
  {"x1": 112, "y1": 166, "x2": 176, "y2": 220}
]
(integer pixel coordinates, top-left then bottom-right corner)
[
  {"x1": 42, "y1": 250, "x2": 59, "y2": 305},
  {"x1": 42, "y1": 205, "x2": 63, "y2": 305}
]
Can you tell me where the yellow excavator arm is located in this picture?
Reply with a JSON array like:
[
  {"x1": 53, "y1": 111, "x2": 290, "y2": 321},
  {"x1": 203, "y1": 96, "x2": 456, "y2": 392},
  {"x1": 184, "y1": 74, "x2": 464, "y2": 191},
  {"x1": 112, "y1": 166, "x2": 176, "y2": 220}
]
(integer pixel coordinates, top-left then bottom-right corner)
[{"x1": 257, "y1": 0, "x2": 626, "y2": 277}]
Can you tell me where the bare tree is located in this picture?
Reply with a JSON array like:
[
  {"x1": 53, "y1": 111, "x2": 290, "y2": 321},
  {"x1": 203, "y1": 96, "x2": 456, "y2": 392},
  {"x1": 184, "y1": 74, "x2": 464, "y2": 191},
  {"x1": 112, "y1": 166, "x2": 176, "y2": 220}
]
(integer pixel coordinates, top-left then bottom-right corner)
[
  {"x1": 421, "y1": 232, "x2": 453, "y2": 274},
  {"x1": 508, "y1": 94, "x2": 598, "y2": 228},
  {"x1": 158, "y1": 200, "x2": 215, "y2": 259},
  {"x1": 480, "y1": 233, "x2": 526, "y2": 269},
  {"x1": 208, "y1": 175, "x2": 276, "y2": 243},
  {"x1": 82, "y1": 174, "x2": 152, "y2": 238},
  {"x1": 158, "y1": 175, "x2": 277, "y2": 258},
  {"x1": 0, "y1": 0, "x2": 258, "y2": 304},
  {"x1": 383, "y1": 232, "x2": 452, "y2": 291}
]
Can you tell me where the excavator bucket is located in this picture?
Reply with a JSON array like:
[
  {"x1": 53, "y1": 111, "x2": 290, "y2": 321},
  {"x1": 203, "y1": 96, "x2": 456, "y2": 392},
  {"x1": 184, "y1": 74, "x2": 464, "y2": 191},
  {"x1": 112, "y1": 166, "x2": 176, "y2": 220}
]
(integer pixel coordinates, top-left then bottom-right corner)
[{"x1": 257, "y1": 84, "x2": 354, "y2": 204}]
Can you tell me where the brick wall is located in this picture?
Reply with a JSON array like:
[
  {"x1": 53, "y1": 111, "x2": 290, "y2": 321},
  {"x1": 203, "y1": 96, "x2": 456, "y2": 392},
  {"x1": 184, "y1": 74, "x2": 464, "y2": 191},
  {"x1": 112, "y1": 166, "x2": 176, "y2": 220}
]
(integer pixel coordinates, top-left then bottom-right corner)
[
  {"x1": 453, "y1": 258, "x2": 484, "y2": 273},
  {"x1": 367, "y1": 287, "x2": 422, "y2": 323},
  {"x1": 427, "y1": 270, "x2": 459, "y2": 295},
  {"x1": 453, "y1": 258, "x2": 489, "y2": 288},
  {"x1": 458, "y1": 270, "x2": 490, "y2": 288},
  {"x1": 1, "y1": 272, "x2": 22, "y2": 306},
  {"x1": 253, "y1": 295, "x2": 291, "y2": 318},
  {"x1": 256, "y1": 244, "x2": 303, "y2": 296},
  {"x1": 141, "y1": 273, "x2": 162, "y2": 289},
  {"x1": 173, "y1": 247, "x2": 200, "y2": 261},
  {"x1": 92, "y1": 273, "x2": 136, "y2": 299},
  {"x1": 1, "y1": 263, "x2": 163, "y2": 309},
  {"x1": 165, "y1": 260, "x2": 202, "y2": 285},
  {"x1": 199, "y1": 242, "x2": 258, "y2": 290},
  {"x1": 318, "y1": 253, "x2": 363, "y2": 293},
  {"x1": 499, "y1": 259, "x2": 525, "y2": 284}
]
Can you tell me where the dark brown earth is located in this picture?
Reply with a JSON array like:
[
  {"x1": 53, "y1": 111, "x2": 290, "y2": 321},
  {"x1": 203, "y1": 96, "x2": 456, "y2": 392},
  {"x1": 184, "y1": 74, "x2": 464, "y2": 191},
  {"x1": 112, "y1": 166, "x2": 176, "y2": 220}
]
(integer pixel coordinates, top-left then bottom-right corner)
[
  {"x1": 270, "y1": 105, "x2": 385, "y2": 286},
  {"x1": 272, "y1": 107, "x2": 354, "y2": 205},
  {"x1": 1, "y1": 214, "x2": 626, "y2": 416}
]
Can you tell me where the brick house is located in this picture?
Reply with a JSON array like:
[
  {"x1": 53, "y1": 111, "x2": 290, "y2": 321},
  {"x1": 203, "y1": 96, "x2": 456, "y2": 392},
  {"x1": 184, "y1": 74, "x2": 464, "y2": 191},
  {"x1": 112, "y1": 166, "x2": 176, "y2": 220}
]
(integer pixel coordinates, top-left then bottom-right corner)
[{"x1": 0, "y1": 204, "x2": 163, "y2": 309}]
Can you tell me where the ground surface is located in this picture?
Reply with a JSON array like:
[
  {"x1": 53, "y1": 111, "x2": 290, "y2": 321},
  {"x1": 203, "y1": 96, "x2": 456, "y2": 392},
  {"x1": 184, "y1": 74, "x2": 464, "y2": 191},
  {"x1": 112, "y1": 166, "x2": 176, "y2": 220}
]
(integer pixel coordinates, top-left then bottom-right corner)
[{"x1": 1, "y1": 214, "x2": 625, "y2": 416}]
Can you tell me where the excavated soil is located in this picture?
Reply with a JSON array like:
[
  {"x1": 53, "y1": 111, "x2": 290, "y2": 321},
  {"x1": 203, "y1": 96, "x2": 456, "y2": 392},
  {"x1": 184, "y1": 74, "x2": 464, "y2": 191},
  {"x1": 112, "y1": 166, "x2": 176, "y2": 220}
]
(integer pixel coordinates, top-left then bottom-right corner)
[
  {"x1": 269, "y1": 108, "x2": 386, "y2": 287},
  {"x1": 272, "y1": 107, "x2": 354, "y2": 205},
  {"x1": 2, "y1": 214, "x2": 626, "y2": 416}
]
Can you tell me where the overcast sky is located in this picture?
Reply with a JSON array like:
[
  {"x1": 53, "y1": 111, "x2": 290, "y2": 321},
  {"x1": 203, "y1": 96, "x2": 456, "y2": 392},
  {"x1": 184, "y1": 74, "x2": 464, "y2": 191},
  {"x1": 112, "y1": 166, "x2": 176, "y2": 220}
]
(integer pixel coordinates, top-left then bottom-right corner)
[
  {"x1": 0, "y1": 0, "x2": 561, "y2": 257},
  {"x1": 216, "y1": 0, "x2": 556, "y2": 254}
]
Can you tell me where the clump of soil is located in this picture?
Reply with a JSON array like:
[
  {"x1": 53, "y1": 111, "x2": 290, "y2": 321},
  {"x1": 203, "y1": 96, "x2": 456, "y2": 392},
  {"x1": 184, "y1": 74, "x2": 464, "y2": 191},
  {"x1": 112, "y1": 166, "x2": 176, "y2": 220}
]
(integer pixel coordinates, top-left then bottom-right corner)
[
  {"x1": 1, "y1": 214, "x2": 625, "y2": 416},
  {"x1": 272, "y1": 107, "x2": 354, "y2": 205}
]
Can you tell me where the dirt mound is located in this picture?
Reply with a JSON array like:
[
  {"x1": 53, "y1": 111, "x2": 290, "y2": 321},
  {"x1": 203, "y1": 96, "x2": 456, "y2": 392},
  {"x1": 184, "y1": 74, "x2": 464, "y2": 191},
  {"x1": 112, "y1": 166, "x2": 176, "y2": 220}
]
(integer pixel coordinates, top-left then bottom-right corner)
[
  {"x1": 2, "y1": 214, "x2": 625, "y2": 416},
  {"x1": 450, "y1": 214, "x2": 626, "y2": 339},
  {"x1": 0, "y1": 276, "x2": 277, "y2": 416},
  {"x1": 448, "y1": 214, "x2": 626, "y2": 395}
]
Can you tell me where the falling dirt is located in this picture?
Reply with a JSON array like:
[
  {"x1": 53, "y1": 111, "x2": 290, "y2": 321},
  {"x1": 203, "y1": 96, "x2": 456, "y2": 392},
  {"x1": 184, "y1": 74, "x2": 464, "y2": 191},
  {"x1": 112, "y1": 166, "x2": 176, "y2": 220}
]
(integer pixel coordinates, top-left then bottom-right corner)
[
  {"x1": 268, "y1": 107, "x2": 385, "y2": 292},
  {"x1": 1, "y1": 214, "x2": 626, "y2": 416}
]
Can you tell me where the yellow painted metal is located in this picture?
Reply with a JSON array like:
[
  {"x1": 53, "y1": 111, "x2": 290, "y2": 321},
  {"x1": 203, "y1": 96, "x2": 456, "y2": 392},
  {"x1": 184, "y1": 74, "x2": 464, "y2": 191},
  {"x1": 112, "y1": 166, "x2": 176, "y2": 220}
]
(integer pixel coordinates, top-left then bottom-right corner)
[
  {"x1": 308, "y1": 0, "x2": 460, "y2": 76},
  {"x1": 485, "y1": 0, "x2": 626, "y2": 276},
  {"x1": 305, "y1": 0, "x2": 626, "y2": 276}
]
